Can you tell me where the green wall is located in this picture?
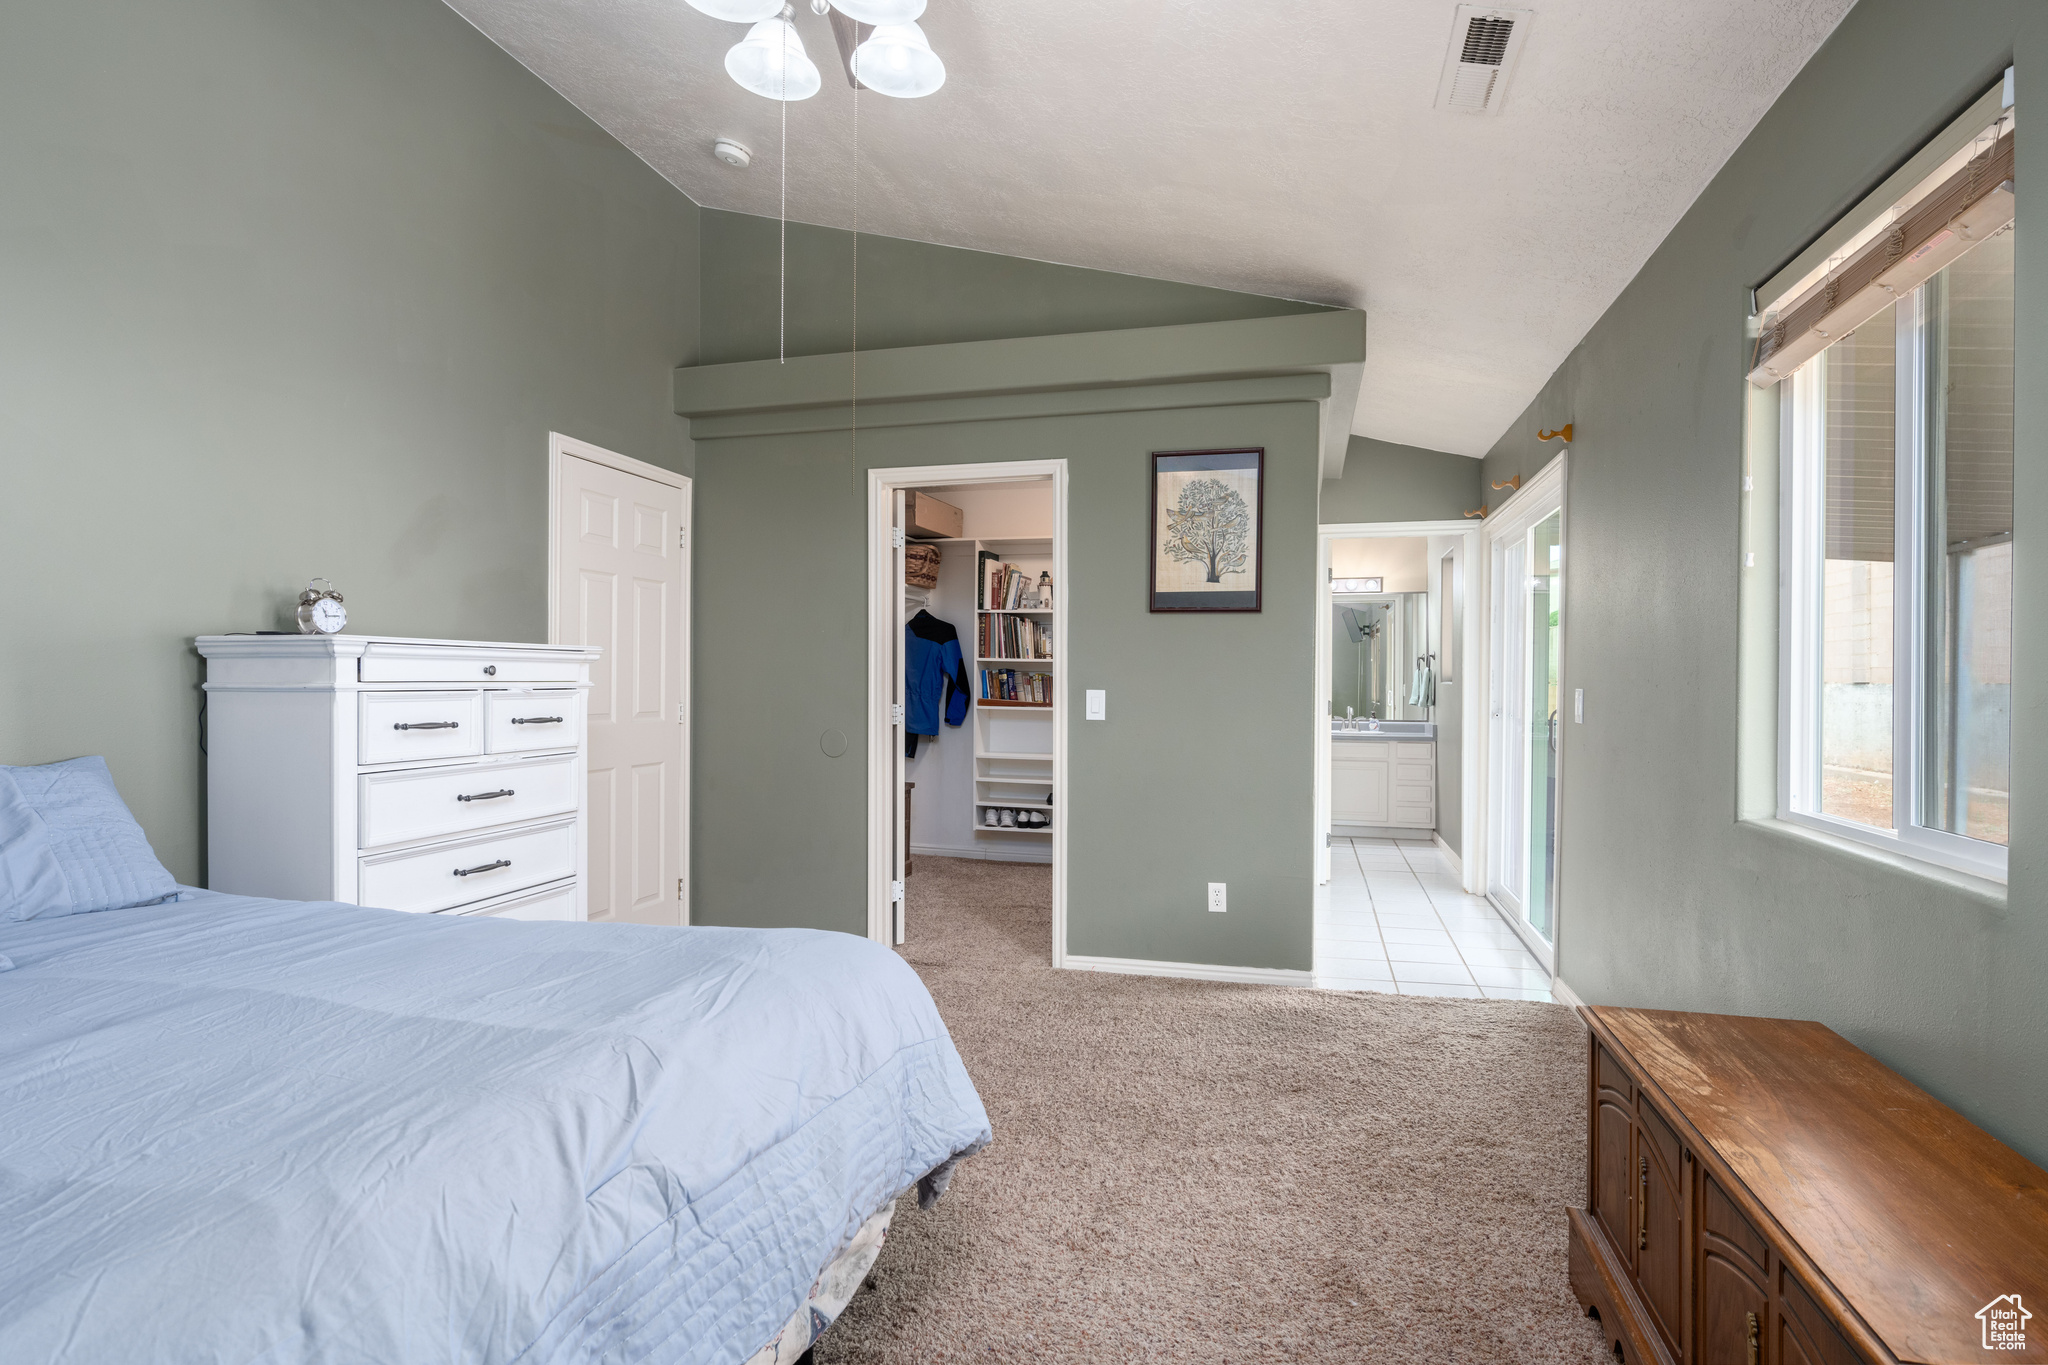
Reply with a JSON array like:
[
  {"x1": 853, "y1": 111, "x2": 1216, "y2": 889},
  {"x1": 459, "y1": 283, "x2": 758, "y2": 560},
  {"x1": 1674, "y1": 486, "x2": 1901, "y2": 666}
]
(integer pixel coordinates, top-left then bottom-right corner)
[
  {"x1": 1321, "y1": 436, "x2": 1483, "y2": 524},
  {"x1": 1481, "y1": 0, "x2": 2046, "y2": 1160},
  {"x1": 0, "y1": 0, "x2": 700, "y2": 883},
  {"x1": 700, "y1": 209, "x2": 1327, "y2": 365},
  {"x1": 692, "y1": 395, "x2": 1322, "y2": 970}
]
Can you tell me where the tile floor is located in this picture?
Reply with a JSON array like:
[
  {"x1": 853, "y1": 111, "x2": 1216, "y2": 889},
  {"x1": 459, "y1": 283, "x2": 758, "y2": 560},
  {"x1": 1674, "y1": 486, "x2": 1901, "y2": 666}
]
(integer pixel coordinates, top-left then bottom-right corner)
[{"x1": 1315, "y1": 837, "x2": 1553, "y2": 1000}]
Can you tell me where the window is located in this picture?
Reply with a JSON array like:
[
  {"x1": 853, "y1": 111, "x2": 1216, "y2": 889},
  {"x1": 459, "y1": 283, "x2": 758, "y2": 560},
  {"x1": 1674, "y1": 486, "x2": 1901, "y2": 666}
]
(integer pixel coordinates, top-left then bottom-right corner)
[{"x1": 1774, "y1": 111, "x2": 2013, "y2": 879}]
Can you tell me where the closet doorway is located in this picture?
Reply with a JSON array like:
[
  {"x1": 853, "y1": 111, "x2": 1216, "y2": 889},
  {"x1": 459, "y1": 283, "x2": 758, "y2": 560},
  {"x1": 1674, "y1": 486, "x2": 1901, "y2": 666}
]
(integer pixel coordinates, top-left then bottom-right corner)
[{"x1": 866, "y1": 462, "x2": 1068, "y2": 964}]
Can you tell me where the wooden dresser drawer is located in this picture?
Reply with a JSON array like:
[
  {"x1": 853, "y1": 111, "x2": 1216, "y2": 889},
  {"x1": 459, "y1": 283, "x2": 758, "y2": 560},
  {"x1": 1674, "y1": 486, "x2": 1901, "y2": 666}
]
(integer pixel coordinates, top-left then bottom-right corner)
[
  {"x1": 1572, "y1": 1008, "x2": 2048, "y2": 1365},
  {"x1": 484, "y1": 689, "x2": 581, "y2": 754},
  {"x1": 359, "y1": 754, "x2": 577, "y2": 850},
  {"x1": 359, "y1": 691, "x2": 483, "y2": 765},
  {"x1": 358, "y1": 818, "x2": 576, "y2": 914}
]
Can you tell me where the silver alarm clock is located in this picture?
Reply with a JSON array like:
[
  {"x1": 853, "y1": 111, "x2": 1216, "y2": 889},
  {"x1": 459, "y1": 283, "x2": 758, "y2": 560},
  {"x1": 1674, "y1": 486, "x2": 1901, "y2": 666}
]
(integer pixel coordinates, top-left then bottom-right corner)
[{"x1": 295, "y1": 578, "x2": 347, "y2": 635}]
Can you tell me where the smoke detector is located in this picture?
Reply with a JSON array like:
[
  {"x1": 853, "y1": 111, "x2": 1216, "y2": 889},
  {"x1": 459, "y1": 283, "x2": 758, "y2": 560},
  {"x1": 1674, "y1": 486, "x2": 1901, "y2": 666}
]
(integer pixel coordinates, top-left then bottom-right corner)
[
  {"x1": 712, "y1": 137, "x2": 752, "y2": 168},
  {"x1": 1434, "y1": 6, "x2": 1532, "y2": 115}
]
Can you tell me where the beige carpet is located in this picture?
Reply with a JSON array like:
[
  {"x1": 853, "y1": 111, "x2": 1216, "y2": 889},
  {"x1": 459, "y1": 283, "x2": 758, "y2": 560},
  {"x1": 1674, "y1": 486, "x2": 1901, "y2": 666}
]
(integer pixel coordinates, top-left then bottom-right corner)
[{"x1": 815, "y1": 856, "x2": 1610, "y2": 1364}]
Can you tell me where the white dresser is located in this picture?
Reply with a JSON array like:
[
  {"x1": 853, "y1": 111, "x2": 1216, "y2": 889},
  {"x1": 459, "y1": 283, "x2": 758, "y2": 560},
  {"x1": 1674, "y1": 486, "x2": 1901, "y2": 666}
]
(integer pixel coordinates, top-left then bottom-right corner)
[{"x1": 198, "y1": 635, "x2": 601, "y2": 920}]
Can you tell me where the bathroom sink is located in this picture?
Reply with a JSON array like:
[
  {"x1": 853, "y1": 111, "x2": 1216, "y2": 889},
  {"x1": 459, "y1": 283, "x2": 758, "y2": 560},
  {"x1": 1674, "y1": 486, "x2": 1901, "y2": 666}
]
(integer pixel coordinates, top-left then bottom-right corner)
[{"x1": 1331, "y1": 720, "x2": 1435, "y2": 739}]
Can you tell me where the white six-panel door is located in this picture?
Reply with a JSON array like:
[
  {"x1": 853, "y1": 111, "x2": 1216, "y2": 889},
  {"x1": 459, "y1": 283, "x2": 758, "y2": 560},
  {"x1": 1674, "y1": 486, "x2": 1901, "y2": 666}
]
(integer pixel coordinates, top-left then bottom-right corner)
[{"x1": 550, "y1": 437, "x2": 689, "y2": 925}]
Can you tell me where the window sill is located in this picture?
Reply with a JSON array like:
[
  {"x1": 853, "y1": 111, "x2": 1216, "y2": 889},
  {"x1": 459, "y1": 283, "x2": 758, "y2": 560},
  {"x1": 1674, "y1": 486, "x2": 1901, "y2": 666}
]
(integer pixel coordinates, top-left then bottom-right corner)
[{"x1": 1737, "y1": 815, "x2": 2007, "y2": 905}]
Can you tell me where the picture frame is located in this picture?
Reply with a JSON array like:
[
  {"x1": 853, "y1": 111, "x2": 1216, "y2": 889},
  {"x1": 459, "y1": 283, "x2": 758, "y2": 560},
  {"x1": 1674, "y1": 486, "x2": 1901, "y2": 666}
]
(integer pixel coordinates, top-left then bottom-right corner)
[{"x1": 1149, "y1": 448, "x2": 1264, "y2": 612}]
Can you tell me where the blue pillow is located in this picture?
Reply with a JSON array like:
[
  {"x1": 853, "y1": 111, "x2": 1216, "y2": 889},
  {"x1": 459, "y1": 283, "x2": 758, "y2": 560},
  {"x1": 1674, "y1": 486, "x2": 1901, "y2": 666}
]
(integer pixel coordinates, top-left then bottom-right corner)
[{"x1": 0, "y1": 757, "x2": 178, "y2": 921}]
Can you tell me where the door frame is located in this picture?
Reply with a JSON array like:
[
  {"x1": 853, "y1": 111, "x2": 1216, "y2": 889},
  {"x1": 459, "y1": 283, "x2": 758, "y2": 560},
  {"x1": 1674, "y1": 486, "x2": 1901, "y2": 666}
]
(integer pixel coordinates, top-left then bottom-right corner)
[
  {"x1": 1475, "y1": 450, "x2": 1567, "y2": 971},
  {"x1": 866, "y1": 460, "x2": 1070, "y2": 963},
  {"x1": 1315, "y1": 520, "x2": 1484, "y2": 888},
  {"x1": 545, "y1": 431, "x2": 694, "y2": 924}
]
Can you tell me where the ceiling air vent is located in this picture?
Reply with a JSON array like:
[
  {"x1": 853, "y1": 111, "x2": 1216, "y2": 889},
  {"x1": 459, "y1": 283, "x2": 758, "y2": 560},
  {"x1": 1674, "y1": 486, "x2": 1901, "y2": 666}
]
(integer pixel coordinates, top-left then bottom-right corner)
[{"x1": 1434, "y1": 5, "x2": 1533, "y2": 115}]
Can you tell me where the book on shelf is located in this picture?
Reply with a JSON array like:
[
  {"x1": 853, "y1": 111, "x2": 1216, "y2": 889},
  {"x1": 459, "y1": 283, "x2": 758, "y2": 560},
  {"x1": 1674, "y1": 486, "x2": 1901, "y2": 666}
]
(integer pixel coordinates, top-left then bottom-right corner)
[
  {"x1": 978, "y1": 668, "x2": 1052, "y2": 705},
  {"x1": 976, "y1": 613, "x2": 1051, "y2": 661},
  {"x1": 975, "y1": 550, "x2": 1000, "y2": 609},
  {"x1": 980, "y1": 560, "x2": 1042, "y2": 613}
]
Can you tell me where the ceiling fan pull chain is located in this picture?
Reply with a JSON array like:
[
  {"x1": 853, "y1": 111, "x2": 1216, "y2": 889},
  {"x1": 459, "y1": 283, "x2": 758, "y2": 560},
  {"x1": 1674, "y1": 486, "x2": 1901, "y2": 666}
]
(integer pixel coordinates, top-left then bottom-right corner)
[
  {"x1": 851, "y1": 44, "x2": 859, "y2": 461},
  {"x1": 779, "y1": 9, "x2": 788, "y2": 365}
]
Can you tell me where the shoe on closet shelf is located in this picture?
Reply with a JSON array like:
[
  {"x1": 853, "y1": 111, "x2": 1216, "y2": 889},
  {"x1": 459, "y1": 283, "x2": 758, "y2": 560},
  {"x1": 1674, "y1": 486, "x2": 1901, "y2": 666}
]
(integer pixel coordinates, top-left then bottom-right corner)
[
  {"x1": 983, "y1": 808, "x2": 1001, "y2": 828},
  {"x1": 999, "y1": 809, "x2": 1017, "y2": 829}
]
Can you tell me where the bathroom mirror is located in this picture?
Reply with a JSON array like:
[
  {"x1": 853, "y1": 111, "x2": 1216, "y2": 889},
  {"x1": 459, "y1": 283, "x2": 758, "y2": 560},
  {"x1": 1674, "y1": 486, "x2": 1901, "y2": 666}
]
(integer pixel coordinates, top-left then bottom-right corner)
[{"x1": 1332, "y1": 591, "x2": 1430, "y2": 721}]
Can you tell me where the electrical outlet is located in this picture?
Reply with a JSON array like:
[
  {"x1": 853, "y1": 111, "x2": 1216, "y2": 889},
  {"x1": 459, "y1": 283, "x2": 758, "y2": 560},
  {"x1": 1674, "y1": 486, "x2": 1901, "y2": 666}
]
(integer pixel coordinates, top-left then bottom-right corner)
[{"x1": 1207, "y1": 882, "x2": 1226, "y2": 913}]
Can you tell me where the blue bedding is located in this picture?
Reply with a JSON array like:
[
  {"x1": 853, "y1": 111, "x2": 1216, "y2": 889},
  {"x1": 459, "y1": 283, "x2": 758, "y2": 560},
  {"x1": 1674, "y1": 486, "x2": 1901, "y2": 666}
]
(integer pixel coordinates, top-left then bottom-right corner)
[{"x1": 0, "y1": 890, "x2": 989, "y2": 1364}]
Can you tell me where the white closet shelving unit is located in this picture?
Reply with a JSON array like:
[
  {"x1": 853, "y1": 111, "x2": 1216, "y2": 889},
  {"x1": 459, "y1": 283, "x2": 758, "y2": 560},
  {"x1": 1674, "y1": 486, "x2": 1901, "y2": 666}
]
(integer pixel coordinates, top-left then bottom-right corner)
[{"x1": 973, "y1": 537, "x2": 1054, "y2": 838}]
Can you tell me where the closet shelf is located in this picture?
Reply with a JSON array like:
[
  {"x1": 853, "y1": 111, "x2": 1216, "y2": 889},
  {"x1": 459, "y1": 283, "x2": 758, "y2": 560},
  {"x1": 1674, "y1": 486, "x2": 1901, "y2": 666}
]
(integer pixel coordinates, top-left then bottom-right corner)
[
  {"x1": 977, "y1": 656, "x2": 1053, "y2": 665},
  {"x1": 978, "y1": 825, "x2": 1052, "y2": 835},
  {"x1": 977, "y1": 699, "x2": 1052, "y2": 709},
  {"x1": 979, "y1": 608, "x2": 1053, "y2": 616},
  {"x1": 978, "y1": 751, "x2": 1053, "y2": 762},
  {"x1": 975, "y1": 799, "x2": 1052, "y2": 809}
]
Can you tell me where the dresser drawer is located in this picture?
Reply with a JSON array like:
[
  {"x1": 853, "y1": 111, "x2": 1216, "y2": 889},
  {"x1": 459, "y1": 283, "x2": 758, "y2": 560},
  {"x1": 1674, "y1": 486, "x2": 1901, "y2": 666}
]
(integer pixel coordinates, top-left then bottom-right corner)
[
  {"x1": 359, "y1": 754, "x2": 577, "y2": 850},
  {"x1": 359, "y1": 691, "x2": 483, "y2": 765},
  {"x1": 454, "y1": 877, "x2": 579, "y2": 921},
  {"x1": 484, "y1": 689, "x2": 580, "y2": 754},
  {"x1": 358, "y1": 818, "x2": 576, "y2": 914},
  {"x1": 359, "y1": 643, "x2": 585, "y2": 684}
]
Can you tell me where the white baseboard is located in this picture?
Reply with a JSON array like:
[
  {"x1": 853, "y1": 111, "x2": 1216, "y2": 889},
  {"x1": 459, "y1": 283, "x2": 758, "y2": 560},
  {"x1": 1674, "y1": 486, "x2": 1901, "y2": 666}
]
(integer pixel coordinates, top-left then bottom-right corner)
[
  {"x1": 911, "y1": 842, "x2": 1052, "y2": 866},
  {"x1": 1432, "y1": 831, "x2": 1462, "y2": 876},
  {"x1": 1062, "y1": 953, "x2": 1313, "y2": 987},
  {"x1": 1550, "y1": 975, "x2": 1588, "y2": 1014},
  {"x1": 1332, "y1": 823, "x2": 1435, "y2": 840}
]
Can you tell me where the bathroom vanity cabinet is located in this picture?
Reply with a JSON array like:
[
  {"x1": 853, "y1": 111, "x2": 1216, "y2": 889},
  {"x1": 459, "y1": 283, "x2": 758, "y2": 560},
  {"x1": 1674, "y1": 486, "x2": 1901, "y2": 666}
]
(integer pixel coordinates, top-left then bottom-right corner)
[{"x1": 1330, "y1": 737, "x2": 1434, "y2": 829}]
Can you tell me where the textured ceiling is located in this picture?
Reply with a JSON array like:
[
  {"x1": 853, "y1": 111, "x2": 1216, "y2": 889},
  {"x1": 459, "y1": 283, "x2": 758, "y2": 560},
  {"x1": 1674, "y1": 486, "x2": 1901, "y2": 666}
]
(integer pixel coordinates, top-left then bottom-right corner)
[{"x1": 444, "y1": 0, "x2": 1854, "y2": 457}]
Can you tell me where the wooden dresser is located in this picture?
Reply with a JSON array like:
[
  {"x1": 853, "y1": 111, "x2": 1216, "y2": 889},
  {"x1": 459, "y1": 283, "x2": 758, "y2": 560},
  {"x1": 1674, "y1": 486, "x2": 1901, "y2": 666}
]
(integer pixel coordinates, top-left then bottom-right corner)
[
  {"x1": 199, "y1": 635, "x2": 599, "y2": 921},
  {"x1": 1571, "y1": 1007, "x2": 2048, "y2": 1365}
]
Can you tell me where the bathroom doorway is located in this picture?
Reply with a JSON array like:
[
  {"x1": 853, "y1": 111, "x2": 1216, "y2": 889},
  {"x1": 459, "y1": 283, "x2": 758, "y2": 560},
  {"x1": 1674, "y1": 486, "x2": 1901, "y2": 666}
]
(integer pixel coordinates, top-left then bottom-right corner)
[{"x1": 1314, "y1": 520, "x2": 1483, "y2": 887}]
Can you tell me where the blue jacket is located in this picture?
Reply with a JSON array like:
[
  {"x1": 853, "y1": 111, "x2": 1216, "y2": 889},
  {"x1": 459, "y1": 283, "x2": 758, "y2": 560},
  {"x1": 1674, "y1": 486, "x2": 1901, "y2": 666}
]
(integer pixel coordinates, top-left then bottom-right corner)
[{"x1": 906, "y1": 611, "x2": 970, "y2": 736}]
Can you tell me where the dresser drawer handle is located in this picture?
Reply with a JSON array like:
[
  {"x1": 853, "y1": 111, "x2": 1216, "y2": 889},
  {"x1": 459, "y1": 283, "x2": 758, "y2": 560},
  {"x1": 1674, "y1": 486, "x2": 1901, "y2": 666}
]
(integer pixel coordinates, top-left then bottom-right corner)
[
  {"x1": 510, "y1": 716, "x2": 564, "y2": 725},
  {"x1": 456, "y1": 789, "x2": 515, "y2": 803},
  {"x1": 1746, "y1": 1311, "x2": 1759, "y2": 1365},
  {"x1": 394, "y1": 721, "x2": 460, "y2": 731},
  {"x1": 454, "y1": 859, "x2": 511, "y2": 877}
]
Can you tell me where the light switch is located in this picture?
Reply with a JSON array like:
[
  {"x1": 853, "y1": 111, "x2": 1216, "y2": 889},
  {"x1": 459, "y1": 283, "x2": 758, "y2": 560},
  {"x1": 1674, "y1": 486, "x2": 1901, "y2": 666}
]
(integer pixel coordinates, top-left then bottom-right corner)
[
  {"x1": 1573, "y1": 688, "x2": 1584, "y2": 724},
  {"x1": 1085, "y1": 689, "x2": 1106, "y2": 720}
]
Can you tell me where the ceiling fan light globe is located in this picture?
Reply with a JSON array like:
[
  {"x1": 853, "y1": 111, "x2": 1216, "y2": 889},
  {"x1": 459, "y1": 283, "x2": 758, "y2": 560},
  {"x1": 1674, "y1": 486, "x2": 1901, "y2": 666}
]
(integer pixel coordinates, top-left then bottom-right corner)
[
  {"x1": 853, "y1": 21, "x2": 944, "y2": 98},
  {"x1": 725, "y1": 17, "x2": 823, "y2": 101},
  {"x1": 684, "y1": 0, "x2": 784, "y2": 21},
  {"x1": 830, "y1": 0, "x2": 926, "y2": 23}
]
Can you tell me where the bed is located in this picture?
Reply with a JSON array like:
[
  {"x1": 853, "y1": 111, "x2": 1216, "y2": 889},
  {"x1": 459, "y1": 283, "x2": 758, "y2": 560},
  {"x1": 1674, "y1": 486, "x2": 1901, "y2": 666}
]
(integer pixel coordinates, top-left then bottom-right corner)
[{"x1": 0, "y1": 759, "x2": 990, "y2": 1364}]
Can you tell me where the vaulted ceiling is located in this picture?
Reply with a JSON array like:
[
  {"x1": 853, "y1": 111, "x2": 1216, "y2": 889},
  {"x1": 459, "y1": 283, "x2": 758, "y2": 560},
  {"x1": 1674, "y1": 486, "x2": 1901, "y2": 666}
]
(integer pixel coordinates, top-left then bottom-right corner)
[{"x1": 445, "y1": 0, "x2": 1854, "y2": 456}]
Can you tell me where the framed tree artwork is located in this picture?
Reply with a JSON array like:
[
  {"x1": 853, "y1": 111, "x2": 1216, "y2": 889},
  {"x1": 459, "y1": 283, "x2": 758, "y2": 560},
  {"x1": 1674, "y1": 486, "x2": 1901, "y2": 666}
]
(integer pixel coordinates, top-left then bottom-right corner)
[{"x1": 1149, "y1": 448, "x2": 1263, "y2": 612}]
